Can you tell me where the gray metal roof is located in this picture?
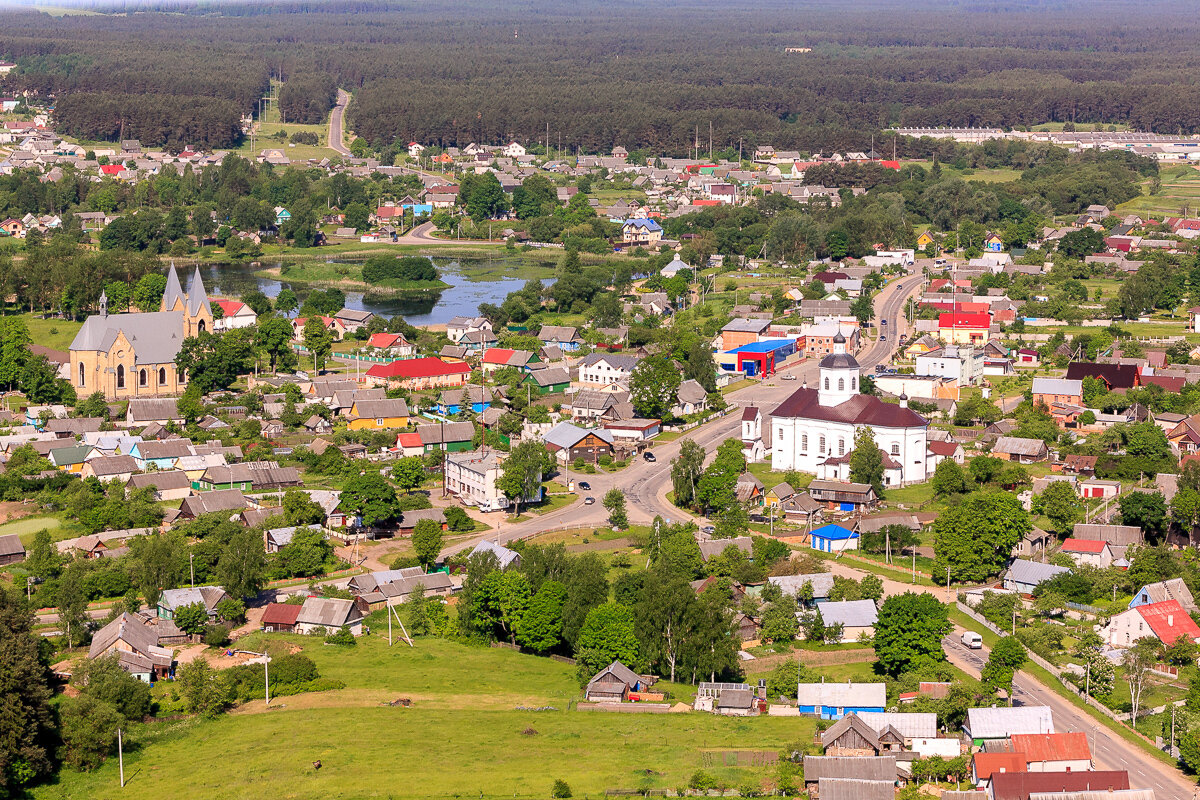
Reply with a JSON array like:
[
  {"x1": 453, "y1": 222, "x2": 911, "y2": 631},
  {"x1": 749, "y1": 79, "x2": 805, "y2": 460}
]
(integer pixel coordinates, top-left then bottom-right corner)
[
  {"x1": 816, "y1": 599, "x2": 878, "y2": 628},
  {"x1": 965, "y1": 706, "x2": 1054, "y2": 739},
  {"x1": 543, "y1": 421, "x2": 614, "y2": 449},
  {"x1": 803, "y1": 756, "x2": 895, "y2": 781},
  {"x1": 1006, "y1": 559, "x2": 1070, "y2": 588},
  {"x1": 994, "y1": 436, "x2": 1049, "y2": 457},
  {"x1": 797, "y1": 682, "x2": 886, "y2": 709},
  {"x1": 818, "y1": 779, "x2": 895, "y2": 800},
  {"x1": 297, "y1": 596, "x2": 362, "y2": 628},
  {"x1": 769, "y1": 573, "x2": 835, "y2": 598},
  {"x1": 855, "y1": 711, "x2": 937, "y2": 739},
  {"x1": 1032, "y1": 378, "x2": 1083, "y2": 396},
  {"x1": 471, "y1": 539, "x2": 521, "y2": 569},
  {"x1": 70, "y1": 310, "x2": 187, "y2": 365}
]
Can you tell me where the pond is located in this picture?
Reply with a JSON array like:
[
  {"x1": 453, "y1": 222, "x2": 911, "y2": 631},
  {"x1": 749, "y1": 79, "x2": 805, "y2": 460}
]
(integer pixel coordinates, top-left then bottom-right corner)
[{"x1": 194, "y1": 257, "x2": 545, "y2": 326}]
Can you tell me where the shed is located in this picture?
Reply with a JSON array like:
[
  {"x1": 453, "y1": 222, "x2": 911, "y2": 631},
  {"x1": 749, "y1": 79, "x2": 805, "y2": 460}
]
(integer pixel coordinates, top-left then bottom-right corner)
[
  {"x1": 261, "y1": 602, "x2": 302, "y2": 633},
  {"x1": 0, "y1": 533, "x2": 25, "y2": 565},
  {"x1": 810, "y1": 523, "x2": 858, "y2": 553}
]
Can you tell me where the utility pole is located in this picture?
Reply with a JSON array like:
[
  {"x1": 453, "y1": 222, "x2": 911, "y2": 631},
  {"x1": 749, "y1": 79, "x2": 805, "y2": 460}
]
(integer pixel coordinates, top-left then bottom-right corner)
[
  {"x1": 118, "y1": 728, "x2": 124, "y2": 787},
  {"x1": 912, "y1": 549, "x2": 915, "y2": 584},
  {"x1": 190, "y1": 553, "x2": 194, "y2": 588},
  {"x1": 946, "y1": 567, "x2": 951, "y2": 601},
  {"x1": 264, "y1": 655, "x2": 271, "y2": 706}
]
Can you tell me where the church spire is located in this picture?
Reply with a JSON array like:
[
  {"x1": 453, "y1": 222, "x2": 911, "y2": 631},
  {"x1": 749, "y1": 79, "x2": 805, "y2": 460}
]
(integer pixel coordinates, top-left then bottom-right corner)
[
  {"x1": 98, "y1": 289, "x2": 107, "y2": 317},
  {"x1": 161, "y1": 262, "x2": 185, "y2": 312},
  {"x1": 186, "y1": 265, "x2": 212, "y2": 318}
]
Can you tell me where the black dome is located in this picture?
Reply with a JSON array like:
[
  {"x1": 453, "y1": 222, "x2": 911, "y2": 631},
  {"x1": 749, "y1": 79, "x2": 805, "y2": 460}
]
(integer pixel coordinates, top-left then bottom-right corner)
[
  {"x1": 833, "y1": 331, "x2": 846, "y2": 344},
  {"x1": 819, "y1": 352, "x2": 859, "y2": 369}
]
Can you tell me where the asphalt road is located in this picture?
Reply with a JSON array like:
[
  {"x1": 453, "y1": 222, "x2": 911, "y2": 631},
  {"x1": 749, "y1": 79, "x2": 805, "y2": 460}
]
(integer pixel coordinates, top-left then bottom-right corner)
[
  {"x1": 329, "y1": 89, "x2": 352, "y2": 156},
  {"x1": 441, "y1": 271, "x2": 927, "y2": 555},
  {"x1": 944, "y1": 630, "x2": 1194, "y2": 800}
]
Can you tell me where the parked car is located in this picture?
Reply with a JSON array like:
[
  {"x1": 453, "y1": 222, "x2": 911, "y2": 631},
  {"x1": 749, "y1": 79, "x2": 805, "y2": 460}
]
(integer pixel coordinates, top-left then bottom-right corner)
[
  {"x1": 578, "y1": 481, "x2": 591, "y2": 491},
  {"x1": 881, "y1": 318, "x2": 887, "y2": 325},
  {"x1": 781, "y1": 373, "x2": 797, "y2": 381},
  {"x1": 643, "y1": 451, "x2": 656, "y2": 462},
  {"x1": 701, "y1": 525, "x2": 716, "y2": 534},
  {"x1": 584, "y1": 496, "x2": 595, "y2": 505}
]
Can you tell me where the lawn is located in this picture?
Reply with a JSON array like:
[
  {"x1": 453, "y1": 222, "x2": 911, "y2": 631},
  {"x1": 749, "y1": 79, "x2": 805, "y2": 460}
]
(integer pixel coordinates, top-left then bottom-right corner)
[
  {"x1": 37, "y1": 636, "x2": 812, "y2": 800},
  {"x1": 1117, "y1": 165, "x2": 1200, "y2": 217},
  {"x1": 20, "y1": 314, "x2": 83, "y2": 352},
  {"x1": 0, "y1": 515, "x2": 78, "y2": 546}
]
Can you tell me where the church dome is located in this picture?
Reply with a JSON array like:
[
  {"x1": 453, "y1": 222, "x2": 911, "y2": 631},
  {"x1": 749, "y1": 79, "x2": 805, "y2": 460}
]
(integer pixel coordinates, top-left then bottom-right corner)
[
  {"x1": 833, "y1": 331, "x2": 845, "y2": 344},
  {"x1": 819, "y1": 351, "x2": 859, "y2": 370}
]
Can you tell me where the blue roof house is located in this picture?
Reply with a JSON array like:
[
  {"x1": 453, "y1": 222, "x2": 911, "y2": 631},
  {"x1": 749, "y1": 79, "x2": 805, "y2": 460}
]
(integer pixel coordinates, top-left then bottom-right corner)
[
  {"x1": 809, "y1": 523, "x2": 858, "y2": 553},
  {"x1": 797, "y1": 681, "x2": 886, "y2": 720}
]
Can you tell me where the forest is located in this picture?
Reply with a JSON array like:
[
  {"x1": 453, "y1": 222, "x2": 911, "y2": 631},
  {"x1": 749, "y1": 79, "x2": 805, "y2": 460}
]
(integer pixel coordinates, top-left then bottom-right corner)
[{"x1": 4, "y1": 0, "x2": 1200, "y2": 150}]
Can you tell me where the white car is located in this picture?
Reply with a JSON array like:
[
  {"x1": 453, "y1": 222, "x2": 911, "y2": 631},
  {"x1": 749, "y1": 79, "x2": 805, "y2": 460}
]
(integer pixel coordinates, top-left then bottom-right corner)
[{"x1": 781, "y1": 374, "x2": 797, "y2": 381}]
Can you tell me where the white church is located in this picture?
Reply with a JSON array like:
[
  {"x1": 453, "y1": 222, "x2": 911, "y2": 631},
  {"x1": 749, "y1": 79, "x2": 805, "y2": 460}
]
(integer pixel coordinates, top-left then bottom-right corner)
[{"x1": 764, "y1": 332, "x2": 931, "y2": 487}]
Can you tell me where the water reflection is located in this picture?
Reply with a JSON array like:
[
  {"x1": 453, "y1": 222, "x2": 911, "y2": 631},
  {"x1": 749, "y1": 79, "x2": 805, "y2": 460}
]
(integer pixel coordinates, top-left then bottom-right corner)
[{"x1": 195, "y1": 257, "x2": 540, "y2": 325}]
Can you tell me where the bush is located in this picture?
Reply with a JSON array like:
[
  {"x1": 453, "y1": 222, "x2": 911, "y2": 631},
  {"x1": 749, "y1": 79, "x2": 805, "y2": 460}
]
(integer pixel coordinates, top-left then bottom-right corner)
[
  {"x1": 551, "y1": 779, "x2": 572, "y2": 798},
  {"x1": 325, "y1": 628, "x2": 357, "y2": 646},
  {"x1": 203, "y1": 623, "x2": 231, "y2": 647},
  {"x1": 361, "y1": 254, "x2": 438, "y2": 284}
]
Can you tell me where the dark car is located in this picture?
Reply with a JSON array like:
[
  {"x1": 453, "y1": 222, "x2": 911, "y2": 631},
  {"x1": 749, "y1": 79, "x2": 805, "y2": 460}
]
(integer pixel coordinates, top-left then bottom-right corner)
[
  {"x1": 643, "y1": 451, "x2": 656, "y2": 462},
  {"x1": 578, "y1": 481, "x2": 591, "y2": 491},
  {"x1": 881, "y1": 318, "x2": 887, "y2": 325}
]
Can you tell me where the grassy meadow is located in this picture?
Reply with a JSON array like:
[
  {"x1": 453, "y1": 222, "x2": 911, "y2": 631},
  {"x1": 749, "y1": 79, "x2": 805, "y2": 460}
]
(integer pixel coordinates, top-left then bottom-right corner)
[{"x1": 36, "y1": 636, "x2": 812, "y2": 800}]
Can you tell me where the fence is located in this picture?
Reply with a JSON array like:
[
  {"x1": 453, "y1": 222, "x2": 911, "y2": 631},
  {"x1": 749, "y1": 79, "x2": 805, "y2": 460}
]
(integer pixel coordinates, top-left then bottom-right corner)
[
  {"x1": 1066, "y1": 601, "x2": 1107, "y2": 615},
  {"x1": 955, "y1": 602, "x2": 1130, "y2": 727}
]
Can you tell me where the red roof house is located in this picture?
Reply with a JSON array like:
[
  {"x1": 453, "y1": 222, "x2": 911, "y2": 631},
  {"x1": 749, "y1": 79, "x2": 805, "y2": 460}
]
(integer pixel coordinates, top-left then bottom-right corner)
[
  {"x1": 365, "y1": 358, "x2": 469, "y2": 389},
  {"x1": 972, "y1": 752, "x2": 1027, "y2": 784},
  {"x1": 990, "y1": 771, "x2": 1128, "y2": 800},
  {"x1": 938, "y1": 312, "x2": 991, "y2": 343},
  {"x1": 1104, "y1": 599, "x2": 1200, "y2": 648},
  {"x1": 1009, "y1": 732, "x2": 1091, "y2": 770},
  {"x1": 100, "y1": 164, "x2": 124, "y2": 176},
  {"x1": 261, "y1": 602, "x2": 302, "y2": 632}
]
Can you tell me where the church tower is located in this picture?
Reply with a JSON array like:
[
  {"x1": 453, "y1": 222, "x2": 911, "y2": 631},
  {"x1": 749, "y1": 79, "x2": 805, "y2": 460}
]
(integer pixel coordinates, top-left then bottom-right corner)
[
  {"x1": 817, "y1": 331, "x2": 860, "y2": 407},
  {"x1": 161, "y1": 263, "x2": 186, "y2": 313},
  {"x1": 183, "y1": 266, "x2": 213, "y2": 337}
]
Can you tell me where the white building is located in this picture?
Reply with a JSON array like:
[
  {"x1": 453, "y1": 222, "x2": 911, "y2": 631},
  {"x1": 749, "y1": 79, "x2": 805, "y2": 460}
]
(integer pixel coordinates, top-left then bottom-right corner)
[
  {"x1": 445, "y1": 316, "x2": 493, "y2": 344},
  {"x1": 444, "y1": 449, "x2": 540, "y2": 512},
  {"x1": 770, "y1": 332, "x2": 930, "y2": 486},
  {"x1": 212, "y1": 299, "x2": 258, "y2": 332},
  {"x1": 915, "y1": 345, "x2": 984, "y2": 386},
  {"x1": 577, "y1": 353, "x2": 640, "y2": 387}
]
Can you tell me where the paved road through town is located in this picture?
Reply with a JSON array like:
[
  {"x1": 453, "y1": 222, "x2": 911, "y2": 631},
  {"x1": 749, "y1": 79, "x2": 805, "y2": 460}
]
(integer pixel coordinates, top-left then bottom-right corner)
[
  {"x1": 945, "y1": 630, "x2": 1194, "y2": 800},
  {"x1": 328, "y1": 88, "x2": 352, "y2": 155},
  {"x1": 441, "y1": 271, "x2": 927, "y2": 555}
]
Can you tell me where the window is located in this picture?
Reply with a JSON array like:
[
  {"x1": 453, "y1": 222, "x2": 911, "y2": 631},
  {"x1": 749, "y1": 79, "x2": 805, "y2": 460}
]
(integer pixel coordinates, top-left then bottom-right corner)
[
  {"x1": 819, "y1": 436, "x2": 826, "y2": 453},
  {"x1": 838, "y1": 438, "x2": 845, "y2": 456},
  {"x1": 801, "y1": 434, "x2": 808, "y2": 453},
  {"x1": 777, "y1": 427, "x2": 783, "y2": 440},
  {"x1": 116, "y1": 364, "x2": 125, "y2": 389},
  {"x1": 376, "y1": 418, "x2": 384, "y2": 425},
  {"x1": 159, "y1": 367, "x2": 167, "y2": 385},
  {"x1": 197, "y1": 320, "x2": 206, "y2": 334},
  {"x1": 78, "y1": 363, "x2": 85, "y2": 386},
  {"x1": 139, "y1": 369, "x2": 147, "y2": 387},
  {"x1": 824, "y1": 377, "x2": 830, "y2": 390},
  {"x1": 891, "y1": 444, "x2": 900, "y2": 456},
  {"x1": 838, "y1": 378, "x2": 844, "y2": 391},
  {"x1": 852, "y1": 376, "x2": 857, "y2": 390}
]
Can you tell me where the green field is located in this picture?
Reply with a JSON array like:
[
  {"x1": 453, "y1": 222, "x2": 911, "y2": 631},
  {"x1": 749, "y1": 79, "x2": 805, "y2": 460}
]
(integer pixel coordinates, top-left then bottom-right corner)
[
  {"x1": 1118, "y1": 165, "x2": 1200, "y2": 217},
  {"x1": 0, "y1": 515, "x2": 76, "y2": 546},
  {"x1": 902, "y1": 161, "x2": 1022, "y2": 183},
  {"x1": 37, "y1": 636, "x2": 812, "y2": 800},
  {"x1": 21, "y1": 314, "x2": 83, "y2": 352}
]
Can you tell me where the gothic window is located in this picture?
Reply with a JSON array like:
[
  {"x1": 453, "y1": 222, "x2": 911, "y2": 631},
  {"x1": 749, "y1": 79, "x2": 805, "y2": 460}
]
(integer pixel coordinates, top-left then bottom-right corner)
[
  {"x1": 139, "y1": 369, "x2": 147, "y2": 387},
  {"x1": 116, "y1": 364, "x2": 125, "y2": 389},
  {"x1": 78, "y1": 363, "x2": 85, "y2": 386},
  {"x1": 159, "y1": 367, "x2": 167, "y2": 385},
  {"x1": 197, "y1": 320, "x2": 206, "y2": 334}
]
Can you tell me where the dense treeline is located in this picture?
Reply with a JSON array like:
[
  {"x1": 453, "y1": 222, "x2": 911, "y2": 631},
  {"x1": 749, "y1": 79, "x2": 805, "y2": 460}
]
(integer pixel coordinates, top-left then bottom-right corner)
[
  {"x1": 278, "y1": 74, "x2": 336, "y2": 125},
  {"x1": 5, "y1": 1, "x2": 1200, "y2": 152},
  {"x1": 53, "y1": 93, "x2": 244, "y2": 150}
]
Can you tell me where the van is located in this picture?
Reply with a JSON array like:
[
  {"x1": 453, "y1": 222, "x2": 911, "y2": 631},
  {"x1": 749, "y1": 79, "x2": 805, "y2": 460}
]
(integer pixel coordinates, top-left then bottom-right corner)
[{"x1": 961, "y1": 631, "x2": 983, "y2": 649}]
